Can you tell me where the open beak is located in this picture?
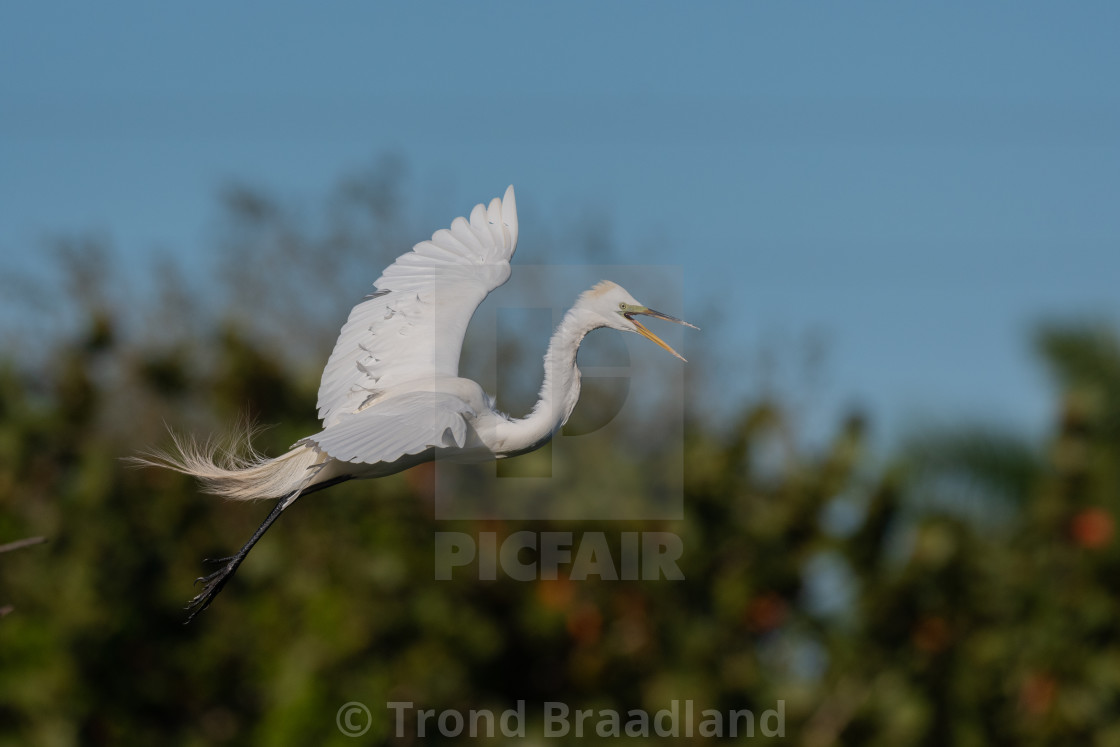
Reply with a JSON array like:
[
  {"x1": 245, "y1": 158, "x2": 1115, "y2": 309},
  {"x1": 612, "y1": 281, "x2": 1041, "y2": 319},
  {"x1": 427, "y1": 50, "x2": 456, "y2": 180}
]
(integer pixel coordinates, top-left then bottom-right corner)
[{"x1": 625, "y1": 308, "x2": 699, "y2": 362}]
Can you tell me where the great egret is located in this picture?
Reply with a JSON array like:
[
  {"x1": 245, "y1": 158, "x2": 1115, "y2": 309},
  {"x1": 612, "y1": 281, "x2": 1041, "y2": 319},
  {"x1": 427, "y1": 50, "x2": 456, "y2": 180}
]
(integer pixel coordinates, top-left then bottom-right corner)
[{"x1": 139, "y1": 186, "x2": 697, "y2": 621}]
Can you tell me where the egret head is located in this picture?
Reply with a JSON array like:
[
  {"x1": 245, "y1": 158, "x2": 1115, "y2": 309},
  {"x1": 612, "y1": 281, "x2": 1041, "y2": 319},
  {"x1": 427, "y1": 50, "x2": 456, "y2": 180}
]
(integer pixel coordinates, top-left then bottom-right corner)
[{"x1": 582, "y1": 281, "x2": 699, "y2": 362}]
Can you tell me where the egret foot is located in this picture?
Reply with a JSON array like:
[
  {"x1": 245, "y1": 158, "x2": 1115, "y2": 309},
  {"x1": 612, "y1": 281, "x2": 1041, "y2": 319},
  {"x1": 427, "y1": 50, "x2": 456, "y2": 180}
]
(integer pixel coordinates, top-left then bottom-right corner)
[{"x1": 184, "y1": 499, "x2": 287, "y2": 624}]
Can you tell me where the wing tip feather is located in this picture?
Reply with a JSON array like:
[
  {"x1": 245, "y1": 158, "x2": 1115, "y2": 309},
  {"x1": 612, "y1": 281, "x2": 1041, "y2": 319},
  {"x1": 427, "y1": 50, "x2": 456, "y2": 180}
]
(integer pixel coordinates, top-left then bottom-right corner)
[{"x1": 502, "y1": 185, "x2": 518, "y2": 250}]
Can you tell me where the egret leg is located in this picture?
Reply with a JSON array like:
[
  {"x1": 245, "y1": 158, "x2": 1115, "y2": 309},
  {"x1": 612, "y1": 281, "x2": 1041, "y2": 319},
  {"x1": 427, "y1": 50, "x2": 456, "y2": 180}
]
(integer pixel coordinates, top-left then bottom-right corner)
[
  {"x1": 185, "y1": 499, "x2": 287, "y2": 623},
  {"x1": 184, "y1": 476, "x2": 350, "y2": 623}
]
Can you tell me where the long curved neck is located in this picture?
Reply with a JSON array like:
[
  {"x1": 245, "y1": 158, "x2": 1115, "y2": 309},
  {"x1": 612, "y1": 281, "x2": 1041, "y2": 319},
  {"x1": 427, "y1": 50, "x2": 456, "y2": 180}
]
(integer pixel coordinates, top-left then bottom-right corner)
[{"x1": 499, "y1": 305, "x2": 600, "y2": 454}]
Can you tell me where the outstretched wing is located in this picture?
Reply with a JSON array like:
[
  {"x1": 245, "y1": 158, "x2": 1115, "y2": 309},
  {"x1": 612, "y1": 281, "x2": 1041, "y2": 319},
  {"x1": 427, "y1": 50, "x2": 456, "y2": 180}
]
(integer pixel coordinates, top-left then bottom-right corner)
[
  {"x1": 301, "y1": 391, "x2": 476, "y2": 464},
  {"x1": 316, "y1": 186, "x2": 518, "y2": 428}
]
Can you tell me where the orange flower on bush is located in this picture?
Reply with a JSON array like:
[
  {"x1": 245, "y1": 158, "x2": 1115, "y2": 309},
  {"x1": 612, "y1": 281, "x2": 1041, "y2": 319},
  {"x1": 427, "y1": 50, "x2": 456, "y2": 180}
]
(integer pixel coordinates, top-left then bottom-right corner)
[
  {"x1": 744, "y1": 592, "x2": 788, "y2": 633},
  {"x1": 1071, "y1": 507, "x2": 1114, "y2": 549}
]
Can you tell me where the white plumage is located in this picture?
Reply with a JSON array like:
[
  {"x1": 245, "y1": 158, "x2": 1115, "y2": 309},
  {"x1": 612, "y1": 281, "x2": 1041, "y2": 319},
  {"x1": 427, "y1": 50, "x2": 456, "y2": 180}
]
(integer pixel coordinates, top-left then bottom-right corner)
[
  {"x1": 316, "y1": 187, "x2": 518, "y2": 428},
  {"x1": 137, "y1": 185, "x2": 696, "y2": 621},
  {"x1": 304, "y1": 390, "x2": 476, "y2": 464}
]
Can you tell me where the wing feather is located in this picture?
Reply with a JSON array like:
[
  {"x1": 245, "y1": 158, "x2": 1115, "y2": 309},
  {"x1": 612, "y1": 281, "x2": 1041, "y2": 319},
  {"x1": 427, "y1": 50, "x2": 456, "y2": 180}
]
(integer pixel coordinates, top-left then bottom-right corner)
[
  {"x1": 449, "y1": 216, "x2": 484, "y2": 252},
  {"x1": 302, "y1": 391, "x2": 475, "y2": 464},
  {"x1": 486, "y1": 196, "x2": 507, "y2": 248},
  {"x1": 316, "y1": 186, "x2": 518, "y2": 427}
]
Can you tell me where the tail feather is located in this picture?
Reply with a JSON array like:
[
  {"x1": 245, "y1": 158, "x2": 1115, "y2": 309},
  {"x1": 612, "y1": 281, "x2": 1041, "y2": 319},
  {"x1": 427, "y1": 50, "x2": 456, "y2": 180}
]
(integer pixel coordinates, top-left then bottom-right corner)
[{"x1": 131, "y1": 427, "x2": 326, "y2": 501}]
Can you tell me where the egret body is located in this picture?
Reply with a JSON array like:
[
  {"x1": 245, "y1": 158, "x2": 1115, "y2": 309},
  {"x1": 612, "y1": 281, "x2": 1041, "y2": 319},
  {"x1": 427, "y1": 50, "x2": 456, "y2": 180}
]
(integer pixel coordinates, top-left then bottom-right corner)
[{"x1": 140, "y1": 187, "x2": 696, "y2": 621}]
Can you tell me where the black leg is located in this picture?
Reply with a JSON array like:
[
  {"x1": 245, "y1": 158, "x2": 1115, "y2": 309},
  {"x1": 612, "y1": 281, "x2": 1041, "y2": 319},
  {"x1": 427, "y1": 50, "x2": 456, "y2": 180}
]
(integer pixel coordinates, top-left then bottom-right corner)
[
  {"x1": 183, "y1": 475, "x2": 351, "y2": 624},
  {"x1": 185, "y1": 499, "x2": 287, "y2": 623}
]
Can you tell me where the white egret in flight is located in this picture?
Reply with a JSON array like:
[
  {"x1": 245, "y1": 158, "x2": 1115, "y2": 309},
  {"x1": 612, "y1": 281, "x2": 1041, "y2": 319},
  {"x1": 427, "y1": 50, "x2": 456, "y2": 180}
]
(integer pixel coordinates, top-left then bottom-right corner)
[{"x1": 139, "y1": 186, "x2": 697, "y2": 621}]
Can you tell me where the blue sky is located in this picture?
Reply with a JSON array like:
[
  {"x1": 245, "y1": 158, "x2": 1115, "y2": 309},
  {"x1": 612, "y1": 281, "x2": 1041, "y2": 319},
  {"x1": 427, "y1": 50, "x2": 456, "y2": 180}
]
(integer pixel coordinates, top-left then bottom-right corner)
[{"x1": 2, "y1": 3, "x2": 1118, "y2": 444}]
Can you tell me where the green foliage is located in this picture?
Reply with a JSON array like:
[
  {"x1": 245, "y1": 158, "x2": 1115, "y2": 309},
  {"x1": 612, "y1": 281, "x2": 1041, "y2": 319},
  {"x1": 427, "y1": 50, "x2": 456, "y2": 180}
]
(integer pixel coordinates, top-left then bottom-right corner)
[{"x1": 2, "y1": 171, "x2": 1119, "y2": 745}]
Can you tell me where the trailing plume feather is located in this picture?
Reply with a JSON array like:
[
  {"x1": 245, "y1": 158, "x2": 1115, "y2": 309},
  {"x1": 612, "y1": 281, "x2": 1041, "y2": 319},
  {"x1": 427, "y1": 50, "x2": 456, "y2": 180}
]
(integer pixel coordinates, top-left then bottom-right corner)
[{"x1": 130, "y1": 425, "x2": 325, "y2": 502}]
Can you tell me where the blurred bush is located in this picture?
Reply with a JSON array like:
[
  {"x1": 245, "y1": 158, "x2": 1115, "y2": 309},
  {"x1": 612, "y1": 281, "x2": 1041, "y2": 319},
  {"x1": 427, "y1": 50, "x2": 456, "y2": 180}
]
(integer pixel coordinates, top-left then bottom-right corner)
[{"x1": 1, "y1": 163, "x2": 1118, "y2": 745}]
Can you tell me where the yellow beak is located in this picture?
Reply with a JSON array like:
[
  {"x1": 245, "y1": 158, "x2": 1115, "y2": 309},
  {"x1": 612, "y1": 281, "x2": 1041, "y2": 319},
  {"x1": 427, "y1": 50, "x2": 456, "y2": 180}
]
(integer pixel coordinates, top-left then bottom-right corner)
[{"x1": 625, "y1": 308, "x2": 699, "y2": 362}]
